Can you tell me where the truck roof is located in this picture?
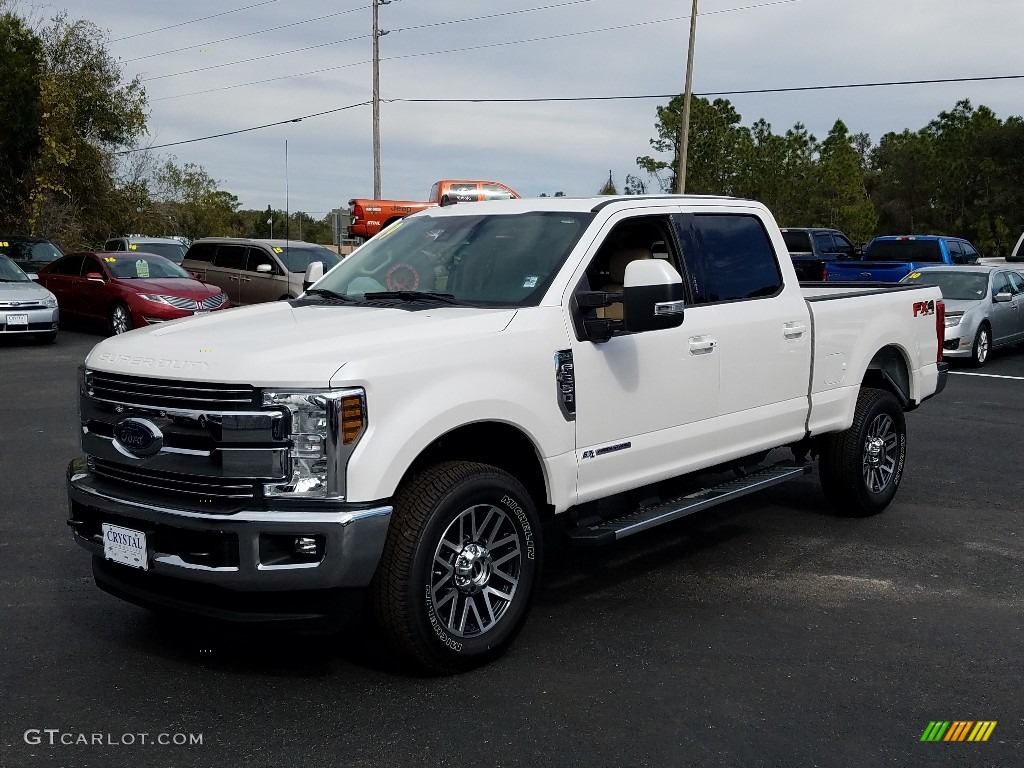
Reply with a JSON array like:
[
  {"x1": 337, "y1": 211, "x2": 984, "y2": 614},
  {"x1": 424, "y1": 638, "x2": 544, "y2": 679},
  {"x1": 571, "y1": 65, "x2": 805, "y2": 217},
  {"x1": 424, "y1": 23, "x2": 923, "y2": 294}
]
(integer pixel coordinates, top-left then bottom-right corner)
[{"x1": 417, "y1": 194, "x2": 756, "y2": 217}]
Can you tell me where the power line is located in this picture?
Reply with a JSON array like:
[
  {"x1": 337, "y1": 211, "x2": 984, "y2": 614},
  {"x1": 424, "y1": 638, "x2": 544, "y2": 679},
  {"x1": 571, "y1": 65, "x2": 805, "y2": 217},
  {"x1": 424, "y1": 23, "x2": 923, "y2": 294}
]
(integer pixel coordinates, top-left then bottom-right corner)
[
  {"x1": 115, "y1": 101, "x2": 370, "y2": 155},
  {"x1": 124, "y1": 4, "x2": 368, "y2": 63},
  {"x1": 130, "y1": 74, "x2": 1024, "y2": 153},
  {"x1": 112, "y1": 0, "x2": 283, "y2": 42},
  {"x1": 139, "y1": 0, "x2": 605, "y2": 84},
  {"x1": 142, "y1": 0, "x2": 798, "y2": 99}
]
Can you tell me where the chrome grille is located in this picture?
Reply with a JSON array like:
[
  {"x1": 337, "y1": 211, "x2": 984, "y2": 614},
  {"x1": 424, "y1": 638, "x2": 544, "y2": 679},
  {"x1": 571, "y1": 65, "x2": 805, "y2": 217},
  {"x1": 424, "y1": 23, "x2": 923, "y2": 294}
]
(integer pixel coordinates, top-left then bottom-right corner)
[
  {"x1": 85, "y1": 370, "x2": 257, "y2": 411},
  {"x1": 159, "y1": 295, "x2": 199, "y2": 310},
  {"x1": 199, "y1": 293, "x2": 227, "y2": 310},
  {"x1": 0, "y1": 300, "x2": 46, "y2": 309},
  {"x1": 88, "y1": 458, "x2": 257, "y2": 499}
]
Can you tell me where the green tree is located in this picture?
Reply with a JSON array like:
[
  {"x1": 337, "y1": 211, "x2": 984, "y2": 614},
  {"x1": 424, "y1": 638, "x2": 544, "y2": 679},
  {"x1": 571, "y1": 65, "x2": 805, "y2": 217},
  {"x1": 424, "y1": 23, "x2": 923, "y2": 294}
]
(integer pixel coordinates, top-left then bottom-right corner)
[
  {"x1": 0, "y1": 11, "x2": 42, "y2": 230},
  {"x1": 598, "y1": 170, "x2": 617, "y2": 195},
  {"x1": 814, "y1": 120, "x2": 877, "y2": 243}
]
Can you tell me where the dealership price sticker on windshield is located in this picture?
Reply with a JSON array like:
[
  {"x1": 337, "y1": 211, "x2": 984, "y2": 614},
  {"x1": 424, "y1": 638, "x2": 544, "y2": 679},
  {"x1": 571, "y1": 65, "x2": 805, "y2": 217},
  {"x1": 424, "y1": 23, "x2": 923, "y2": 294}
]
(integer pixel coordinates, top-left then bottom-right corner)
[{"x1": 102, "y1": 523, "x2": 148, "y2": 570}]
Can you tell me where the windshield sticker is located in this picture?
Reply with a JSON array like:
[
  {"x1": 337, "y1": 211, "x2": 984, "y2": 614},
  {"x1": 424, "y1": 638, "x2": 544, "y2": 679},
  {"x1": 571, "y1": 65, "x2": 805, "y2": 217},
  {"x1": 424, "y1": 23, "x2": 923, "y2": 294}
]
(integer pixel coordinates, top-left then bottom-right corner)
[
  {"x1": 909, "y1": 271, "x2": 921, "y2": 279},
  {"x1": 129, "y1": 243, "x2": 138, "y2": 250},
  {"x1": 273, "y1": 247, "x2": 284, "y2": 253},
  {"x1": 135, "y1": 259, "x2": 150, "y2": 278},
  {"x1": 103, "y1": 257, "x2": 117, "y2": 263},
  {"x1": 0, "y1": 241, "x2": 8, "y2": 247},
  {"x1": 522, "y1": 275, "x2": 539, "y2": 288}
]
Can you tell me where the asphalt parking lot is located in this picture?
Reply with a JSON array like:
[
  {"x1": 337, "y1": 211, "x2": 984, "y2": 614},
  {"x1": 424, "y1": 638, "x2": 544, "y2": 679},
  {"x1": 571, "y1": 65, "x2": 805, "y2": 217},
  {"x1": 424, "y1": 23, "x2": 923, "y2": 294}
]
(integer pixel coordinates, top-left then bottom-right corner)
[{"x1": 1, "y1": 328, "x2": 1022, "y2": 768}]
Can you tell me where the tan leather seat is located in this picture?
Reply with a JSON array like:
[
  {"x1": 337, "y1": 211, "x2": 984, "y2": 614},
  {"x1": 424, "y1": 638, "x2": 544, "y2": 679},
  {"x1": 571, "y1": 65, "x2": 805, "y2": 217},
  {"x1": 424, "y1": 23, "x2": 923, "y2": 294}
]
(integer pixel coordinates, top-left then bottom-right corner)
[{"x1": 598, "y1": 247, "x2": 652, "y2": 320}]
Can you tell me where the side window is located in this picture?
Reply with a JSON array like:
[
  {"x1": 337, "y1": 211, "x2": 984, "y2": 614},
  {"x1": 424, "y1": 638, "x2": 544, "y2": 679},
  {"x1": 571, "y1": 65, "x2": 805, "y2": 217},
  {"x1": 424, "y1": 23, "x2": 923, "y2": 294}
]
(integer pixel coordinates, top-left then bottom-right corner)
[
  {"x1": 212, "y1": 245, "x2": 247, "y2": 270},
  {"x1": 577, "y1": 215, "x2": 682, "y2": 322},
  {"x1": 677, "y1": 214, "x2": 783, "y2": 303},
  {"x1": 246, "y1": 247, "x2": 277, "y2": 274},
  {"x1": 53, "y1": 255, "x2": 85, "y2": 276},
  {"x1": 1006, "y1": 272, "x2": 1024, "y2": 294},
  {"x1": 82, "y1": 256, "x2": 104, "y2": 276},
  {"x1": 832, "y1": 234, "x2": 856, "y2": 258},
  {"x1": 481, "y1": 183, "x2": 515, "y2": 200},
  {"x1": 946, "y1": 240, "x2": 965, "y2": 264},
  {"x1": 813, "y1": 232, "x2": 835, "y2": 254},
  {"x1": 961, "y1": 242, "x2": 980, "y2": 263},
  {"x1": 446, "y1": 183, "x2": 477, "y2": 203},
  {"x1": 992, "y1": 272, "x2": 1012, "y2": 297},
  {"x1": 185, "y1": 242, "x2": 217, "y2": 263}
]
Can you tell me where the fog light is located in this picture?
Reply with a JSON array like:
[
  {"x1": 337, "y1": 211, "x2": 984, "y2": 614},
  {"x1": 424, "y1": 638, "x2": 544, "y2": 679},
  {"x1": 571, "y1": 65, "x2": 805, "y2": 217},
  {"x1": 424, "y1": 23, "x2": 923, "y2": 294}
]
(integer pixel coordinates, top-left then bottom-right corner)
[{"x1": 294, "y1": 536, "x2": 319, "y2": 555}]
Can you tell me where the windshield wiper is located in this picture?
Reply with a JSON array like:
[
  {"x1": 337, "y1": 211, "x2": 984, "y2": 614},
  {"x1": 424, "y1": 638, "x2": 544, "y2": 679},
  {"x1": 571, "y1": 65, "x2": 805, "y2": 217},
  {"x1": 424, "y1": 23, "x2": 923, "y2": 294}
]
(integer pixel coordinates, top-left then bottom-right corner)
[
  {"x1": 362, "y1": 291, "x2": 461, "y2": 305},
  {"x1": 303, "y1": 288, "x2": 355, "y2": 302}
]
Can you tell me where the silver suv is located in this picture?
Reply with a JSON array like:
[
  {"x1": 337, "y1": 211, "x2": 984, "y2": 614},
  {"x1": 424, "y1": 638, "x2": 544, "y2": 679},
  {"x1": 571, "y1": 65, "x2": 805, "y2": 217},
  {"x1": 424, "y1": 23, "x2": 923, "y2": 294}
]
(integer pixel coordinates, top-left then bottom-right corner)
[
  {"x1": 103, "y1": 236, "x2": 188, "y2": 265},
  {"x1": 181, "y1": 238, "x2": 341, "y2": 306}
]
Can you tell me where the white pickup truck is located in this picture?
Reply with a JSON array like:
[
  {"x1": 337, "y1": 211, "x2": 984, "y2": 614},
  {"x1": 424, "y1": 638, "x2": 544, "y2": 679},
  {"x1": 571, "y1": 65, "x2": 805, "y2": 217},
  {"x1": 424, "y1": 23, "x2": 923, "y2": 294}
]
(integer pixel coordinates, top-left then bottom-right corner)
[{"x1": 67, "y1": 195, "x2": 948, "y2": 673}]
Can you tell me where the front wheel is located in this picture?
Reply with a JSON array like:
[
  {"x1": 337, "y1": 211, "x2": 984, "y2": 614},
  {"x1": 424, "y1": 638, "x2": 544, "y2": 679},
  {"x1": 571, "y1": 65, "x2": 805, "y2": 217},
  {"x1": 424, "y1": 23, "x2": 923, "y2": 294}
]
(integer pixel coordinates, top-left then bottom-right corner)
[
  {"x1": 818, "y1": 387, "x2": 907, "y2": 517},
  {"x1": 110, "y1": 302, "x2": 132, "y2": 335},
  {"x1": 370, "y1": 461, "x2": 542, "y2": 674},
  {"x1": 971, "y1": 324, "x2": 991, "y2": 367}
]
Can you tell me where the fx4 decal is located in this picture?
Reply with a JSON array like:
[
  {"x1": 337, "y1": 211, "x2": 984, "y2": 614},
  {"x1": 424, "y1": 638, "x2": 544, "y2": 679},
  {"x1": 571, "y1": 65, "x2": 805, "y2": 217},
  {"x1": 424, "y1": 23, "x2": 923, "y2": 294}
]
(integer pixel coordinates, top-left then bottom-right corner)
[{"x1": 913, "y1": 299, "x2": 936, "y2": 317}]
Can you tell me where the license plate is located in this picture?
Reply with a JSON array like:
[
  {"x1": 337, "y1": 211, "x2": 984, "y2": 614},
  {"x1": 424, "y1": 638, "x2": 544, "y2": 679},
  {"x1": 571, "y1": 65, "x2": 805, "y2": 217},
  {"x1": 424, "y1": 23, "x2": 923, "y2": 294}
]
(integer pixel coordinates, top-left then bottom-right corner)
[
  {"x1": 5, "y1": 314, "x2": 28, "y2": 326},
  {"x1": 193, "y1": 309, "x2": 209, "y2": 314},
  {"x1": 102, "y1": 523, "x2": 149, "y2": 570}
]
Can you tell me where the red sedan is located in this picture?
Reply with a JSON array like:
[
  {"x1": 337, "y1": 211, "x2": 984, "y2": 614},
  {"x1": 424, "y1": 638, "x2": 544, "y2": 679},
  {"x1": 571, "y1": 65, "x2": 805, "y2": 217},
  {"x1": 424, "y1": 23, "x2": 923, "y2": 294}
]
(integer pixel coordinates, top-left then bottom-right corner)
[{"x1": 38, "y1": 252, "x2": 230, "y2": 335}]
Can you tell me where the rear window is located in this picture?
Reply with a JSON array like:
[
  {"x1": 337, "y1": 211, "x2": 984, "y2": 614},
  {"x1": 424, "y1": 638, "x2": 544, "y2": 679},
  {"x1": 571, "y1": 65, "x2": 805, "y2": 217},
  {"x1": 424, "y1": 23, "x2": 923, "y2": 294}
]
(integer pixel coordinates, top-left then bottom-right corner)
[
  {"x1": 866, "y1": 239, "x2": 943, "y2": 262},
  {"x1": 781, "y1": 231, "x2": 812, "y2": 252}
]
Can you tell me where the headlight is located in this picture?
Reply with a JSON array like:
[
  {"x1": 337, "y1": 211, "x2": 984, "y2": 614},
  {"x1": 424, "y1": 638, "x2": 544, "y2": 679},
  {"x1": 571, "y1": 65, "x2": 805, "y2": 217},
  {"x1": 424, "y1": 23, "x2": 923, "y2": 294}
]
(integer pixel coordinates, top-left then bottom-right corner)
[
  {"x1": 262, "y1": 389, "x2": 366, "y2": 499},
  {"x1": 42, "y1": 293, "x2": 58, "y2": 308},
  {"x1": 138, "y1": 293, "x2": 171, "y2": 305},
  {"x1": 944, "y1": 312, "x2": 964, "y2": 327}
]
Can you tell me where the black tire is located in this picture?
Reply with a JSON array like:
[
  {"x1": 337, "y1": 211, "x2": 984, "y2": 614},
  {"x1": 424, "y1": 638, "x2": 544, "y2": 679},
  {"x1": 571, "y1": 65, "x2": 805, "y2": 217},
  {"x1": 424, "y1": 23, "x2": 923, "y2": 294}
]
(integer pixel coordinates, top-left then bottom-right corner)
[
  {"x1": 110, "y1": 302, "x2": 132, "y2": 335},
  {"x1": 818, "y1": 387, "x2": 907, "y2": 517},
  {"x1": 370, "y1": 461, "x2": 542, "y2": 674},
  {"x1": 970, "y1": 323, "x2": 991, "y2": 368}
]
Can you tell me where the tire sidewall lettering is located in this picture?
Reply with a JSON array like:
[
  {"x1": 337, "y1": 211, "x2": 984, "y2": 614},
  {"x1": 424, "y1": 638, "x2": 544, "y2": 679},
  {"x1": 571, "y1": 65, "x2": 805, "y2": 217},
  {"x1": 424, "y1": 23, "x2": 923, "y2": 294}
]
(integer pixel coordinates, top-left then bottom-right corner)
[
  {"x1": 500, "y1": 493, "x2": 535, "y2": 560},
  {"x1": 424, "y1": 584, "x2": 463, "y2": 652}
]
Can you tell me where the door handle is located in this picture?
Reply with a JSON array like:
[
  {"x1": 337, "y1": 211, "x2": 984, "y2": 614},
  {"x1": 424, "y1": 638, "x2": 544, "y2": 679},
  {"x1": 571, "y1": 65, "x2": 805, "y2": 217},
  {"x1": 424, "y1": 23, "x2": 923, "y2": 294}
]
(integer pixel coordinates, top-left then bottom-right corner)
[
  {"x1": 783, "y1": 322, "x2": 807, "y2": 339},
  {"x1": 689, "y1": 337, "x2": 716, "y2": 354}
]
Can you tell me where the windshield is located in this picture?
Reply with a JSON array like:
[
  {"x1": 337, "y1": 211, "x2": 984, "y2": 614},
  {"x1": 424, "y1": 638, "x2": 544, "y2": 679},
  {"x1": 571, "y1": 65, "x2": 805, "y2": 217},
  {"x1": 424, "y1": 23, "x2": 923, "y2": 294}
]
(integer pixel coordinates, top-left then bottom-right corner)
[
  {"x1": 313, "y1": 211, "x2": 594, "y2": 306},
  {"x1": 106, "y1": 255, "x2": 191, "y2": 279},
  {"x1": 276, "y1": 246, "x2": 341, "y2": 273},
  {"x1": 866, "y1": 239, "x2": 943, "y2": 262},
  {"x1": 781, "y1": 231, "x2": 811, "y2": 252},
  {"x1": 0, "y1": 255, "x2": 31, "y2": 282},
  {"x1": 131, "y1": 242, "x2": 187, "y2": 264},
  {"x1": 901, "y1": 270, "x2": 989, "y2": 300},
  {"x1": 0, "y1": 240, "x2": 63, "y2": 264}
]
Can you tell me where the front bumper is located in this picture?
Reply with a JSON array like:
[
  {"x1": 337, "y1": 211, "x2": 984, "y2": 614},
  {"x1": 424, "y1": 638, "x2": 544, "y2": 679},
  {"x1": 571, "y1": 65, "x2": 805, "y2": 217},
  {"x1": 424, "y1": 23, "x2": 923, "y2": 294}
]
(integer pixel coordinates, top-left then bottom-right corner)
[
  {"x1": 128, "y1": 300, "x2": 228, "y2": 327},
  {"x1": 67, "y1": 460, "x2": 392, "y2": 616},
  {"x1": 0, "y1": 307, "x2": 58, "y2": 334}
]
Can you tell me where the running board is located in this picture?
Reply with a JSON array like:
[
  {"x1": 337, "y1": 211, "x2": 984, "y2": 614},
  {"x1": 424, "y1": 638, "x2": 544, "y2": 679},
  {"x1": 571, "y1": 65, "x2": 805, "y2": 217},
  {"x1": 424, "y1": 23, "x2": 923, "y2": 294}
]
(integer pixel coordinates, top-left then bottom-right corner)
[{"x1": 565, "y1": 462, "x2": 812, "y2": 547}]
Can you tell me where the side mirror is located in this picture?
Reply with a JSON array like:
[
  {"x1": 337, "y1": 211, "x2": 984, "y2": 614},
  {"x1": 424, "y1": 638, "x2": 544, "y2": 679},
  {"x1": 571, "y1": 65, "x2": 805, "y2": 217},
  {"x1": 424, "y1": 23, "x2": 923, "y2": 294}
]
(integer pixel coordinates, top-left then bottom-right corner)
[
  {"x1": 994, "y1": 291, "x2": 1013, "y2": 303},
  {"x1": 256, "y1": 263, "x2": 273, "y2": 274},
  {"x1": 86, "y1": 272, "x2": 105, "y2": 282},
  {"x1": 622, "y1": 260, "x2": 686, "y2": 333},
  {"x1": 303, "y1": 260, "x2": 324, "y2": 292}
]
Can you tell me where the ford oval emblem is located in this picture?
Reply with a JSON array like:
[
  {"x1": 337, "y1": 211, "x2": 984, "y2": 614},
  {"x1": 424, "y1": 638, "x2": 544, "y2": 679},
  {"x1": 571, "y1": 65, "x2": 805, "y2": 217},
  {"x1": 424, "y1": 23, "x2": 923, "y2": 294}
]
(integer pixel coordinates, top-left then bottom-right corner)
[{"x1": 113, "y1": 418, "x2": 163, "y2": 459}]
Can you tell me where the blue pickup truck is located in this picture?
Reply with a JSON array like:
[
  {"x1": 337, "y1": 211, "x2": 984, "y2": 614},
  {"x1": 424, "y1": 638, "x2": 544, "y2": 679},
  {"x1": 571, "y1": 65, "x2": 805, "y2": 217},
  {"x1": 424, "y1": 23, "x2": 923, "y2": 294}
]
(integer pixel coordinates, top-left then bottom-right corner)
[{"x1": 825, "y1": 235, "x2": 981, "y2": 282}]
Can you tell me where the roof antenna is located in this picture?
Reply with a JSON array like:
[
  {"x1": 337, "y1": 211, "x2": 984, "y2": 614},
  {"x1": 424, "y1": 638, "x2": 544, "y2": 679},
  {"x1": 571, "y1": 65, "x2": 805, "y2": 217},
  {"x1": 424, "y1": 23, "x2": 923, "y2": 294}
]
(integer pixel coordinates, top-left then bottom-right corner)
[{"x1": 285, "y1": 139, "x2": 290, "y2": 248}]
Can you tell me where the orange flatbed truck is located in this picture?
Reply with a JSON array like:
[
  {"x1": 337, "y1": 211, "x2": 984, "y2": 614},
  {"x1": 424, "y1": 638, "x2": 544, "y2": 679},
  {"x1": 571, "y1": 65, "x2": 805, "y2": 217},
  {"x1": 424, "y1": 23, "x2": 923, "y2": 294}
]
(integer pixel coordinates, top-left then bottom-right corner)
[{"x1": 348, "y1": 180, "x2": 519, "y2": 240}]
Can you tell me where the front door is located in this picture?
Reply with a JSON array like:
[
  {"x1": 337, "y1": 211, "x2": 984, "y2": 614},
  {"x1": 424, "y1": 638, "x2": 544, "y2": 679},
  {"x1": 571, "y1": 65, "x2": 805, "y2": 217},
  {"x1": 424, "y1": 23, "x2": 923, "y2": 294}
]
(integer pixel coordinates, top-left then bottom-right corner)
[
  {"x1": 989, "y1": 271, "x2": 1018, "y2": 345},
  {"x1": 206, "y1": 245, "x2": 247, "y2": 305},
  {"x1": 243, "y1": 247, "x2": 284, "y2": 304},
  {"x1": 566, "y1": 209, "x2": 721, "y2": 505}
]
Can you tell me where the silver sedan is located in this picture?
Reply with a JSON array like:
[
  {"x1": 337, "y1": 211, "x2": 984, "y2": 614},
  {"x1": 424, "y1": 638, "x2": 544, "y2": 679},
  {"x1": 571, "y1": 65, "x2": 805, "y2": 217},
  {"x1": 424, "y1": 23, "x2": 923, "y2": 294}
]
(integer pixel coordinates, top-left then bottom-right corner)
[
  {"x1": 901, "y1": 265, "x2": 1024, "y2": 367},
  {"x1": 0, "y1": 254, "x2": 60, "y2": 343}
]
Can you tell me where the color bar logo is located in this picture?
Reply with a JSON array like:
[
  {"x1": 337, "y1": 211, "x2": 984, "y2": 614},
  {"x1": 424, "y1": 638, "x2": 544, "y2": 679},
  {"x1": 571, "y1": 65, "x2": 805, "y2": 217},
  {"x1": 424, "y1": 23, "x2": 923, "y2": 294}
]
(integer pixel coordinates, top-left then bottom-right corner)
[{"x1": 920, "y1": 721, "x2": 997, "y2": 742}]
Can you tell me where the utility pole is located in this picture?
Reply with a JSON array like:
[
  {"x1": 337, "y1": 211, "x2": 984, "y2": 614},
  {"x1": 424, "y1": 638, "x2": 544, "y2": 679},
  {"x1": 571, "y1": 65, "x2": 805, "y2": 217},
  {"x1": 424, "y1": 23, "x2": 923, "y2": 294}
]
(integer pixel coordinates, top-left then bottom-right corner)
[
  {"x1": 372, "y1": 0, "x2": 390, "y2": 199},
  {"x1": 676, "y1": 0, "x2": 699, "y2": 194}
]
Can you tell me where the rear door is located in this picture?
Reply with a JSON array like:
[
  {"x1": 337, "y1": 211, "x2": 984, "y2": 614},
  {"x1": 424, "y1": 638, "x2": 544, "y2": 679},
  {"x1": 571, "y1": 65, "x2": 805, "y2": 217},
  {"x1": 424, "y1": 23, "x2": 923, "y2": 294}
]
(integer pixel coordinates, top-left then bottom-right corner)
[
  {"x1": 207, "y1": 245, "x2": 247, "y2": 305},
  {"x1": 677, "y1": 211, "x2": 812, "y2": 456}
]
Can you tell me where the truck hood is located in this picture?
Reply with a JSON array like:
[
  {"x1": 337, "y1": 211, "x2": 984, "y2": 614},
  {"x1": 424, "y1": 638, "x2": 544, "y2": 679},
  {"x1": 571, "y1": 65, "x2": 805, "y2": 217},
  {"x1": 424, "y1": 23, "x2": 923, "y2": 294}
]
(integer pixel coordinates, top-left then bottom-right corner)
[{"x1": 85, "y1": 301, "x2": 517, "y2": 387}]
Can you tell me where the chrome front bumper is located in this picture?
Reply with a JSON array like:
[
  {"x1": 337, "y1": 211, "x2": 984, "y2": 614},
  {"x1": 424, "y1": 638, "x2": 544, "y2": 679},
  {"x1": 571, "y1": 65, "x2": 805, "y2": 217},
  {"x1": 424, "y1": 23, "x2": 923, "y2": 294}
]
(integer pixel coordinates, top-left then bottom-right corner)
[{"x1": 67, "y1": 460, "x2": 392, "y2": 594}]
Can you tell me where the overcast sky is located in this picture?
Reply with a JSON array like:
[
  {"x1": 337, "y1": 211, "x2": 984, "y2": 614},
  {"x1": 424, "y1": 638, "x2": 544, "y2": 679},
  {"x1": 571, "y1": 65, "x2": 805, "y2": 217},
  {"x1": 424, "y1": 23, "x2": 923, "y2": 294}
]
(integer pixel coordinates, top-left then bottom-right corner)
[{"x1": 30, "y1": 0, "x2": 1024, "y2": 216}]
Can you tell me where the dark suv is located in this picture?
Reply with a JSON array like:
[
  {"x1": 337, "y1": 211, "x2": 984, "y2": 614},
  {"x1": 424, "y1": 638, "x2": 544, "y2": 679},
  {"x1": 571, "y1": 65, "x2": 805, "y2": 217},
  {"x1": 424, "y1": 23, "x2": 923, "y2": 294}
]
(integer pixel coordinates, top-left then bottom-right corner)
[
  {"x1": 779, "y1": 227, "x2": 860, "y2": 282},
  {"x1": 0, "y1": 236, "x2": 65, "y2": 275}
]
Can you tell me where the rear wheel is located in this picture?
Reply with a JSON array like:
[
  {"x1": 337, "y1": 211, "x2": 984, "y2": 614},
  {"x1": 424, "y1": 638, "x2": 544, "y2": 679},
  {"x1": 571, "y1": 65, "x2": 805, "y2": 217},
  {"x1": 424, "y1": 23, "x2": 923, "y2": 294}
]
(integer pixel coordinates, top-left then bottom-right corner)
[
  {"x1": 818, "y1": 387, "x2": 907, "y2": 517},
  {"x1": 970, "y1": 323, "x2": 991, "y2": 367},
  {"x1": 110, "y1": 303, "x2": 132, "y2": 335},
  {"x1": 371, "y1": 461, "x2": 542, "y2": 674}
]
